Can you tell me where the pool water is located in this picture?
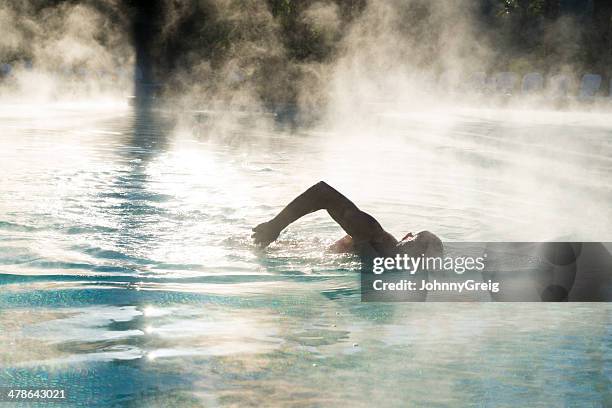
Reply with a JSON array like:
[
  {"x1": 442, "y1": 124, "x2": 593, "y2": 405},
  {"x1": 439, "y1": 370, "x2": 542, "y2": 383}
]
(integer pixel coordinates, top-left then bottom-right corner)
[{"x1": 0, "y1": 102, "x2": 611, "y2": 407}]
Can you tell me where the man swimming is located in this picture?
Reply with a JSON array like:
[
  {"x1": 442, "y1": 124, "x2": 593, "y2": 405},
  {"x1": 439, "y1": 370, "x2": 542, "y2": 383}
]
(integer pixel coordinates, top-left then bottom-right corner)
[{"x1": 252, "y1": 181, "x2": 443, "y2": 259}]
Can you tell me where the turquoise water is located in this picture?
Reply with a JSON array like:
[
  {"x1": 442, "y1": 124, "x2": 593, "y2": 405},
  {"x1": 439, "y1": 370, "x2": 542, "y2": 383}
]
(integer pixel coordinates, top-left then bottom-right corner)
[{"x1": 0, "y1": 102, "x2": 611, "y2": 407}]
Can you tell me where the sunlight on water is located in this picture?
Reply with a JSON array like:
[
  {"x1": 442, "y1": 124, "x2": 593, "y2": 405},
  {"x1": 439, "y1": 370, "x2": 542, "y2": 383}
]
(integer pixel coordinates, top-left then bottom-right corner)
[{"x1": 0, "y1": 103, "x2": 611, "y2": 406}]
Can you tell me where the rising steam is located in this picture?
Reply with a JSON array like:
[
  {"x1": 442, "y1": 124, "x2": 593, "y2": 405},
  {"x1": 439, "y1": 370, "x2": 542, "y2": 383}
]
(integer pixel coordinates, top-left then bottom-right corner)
[
  {"x1": 0, "y1": 0, "x2": 132, "y2": 102},
  {"x1": 1, "y1": 1, "x2": 610, "y2": 242},
  {"x1": 0, "y1": 1, "x2": 598, "y2": 113}
]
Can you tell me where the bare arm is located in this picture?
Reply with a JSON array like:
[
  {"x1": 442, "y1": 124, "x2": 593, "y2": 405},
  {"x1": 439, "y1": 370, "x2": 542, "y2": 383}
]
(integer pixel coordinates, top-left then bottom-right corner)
[{"x1": 252, "y1": 181, "x2": 396, "y2": 250}]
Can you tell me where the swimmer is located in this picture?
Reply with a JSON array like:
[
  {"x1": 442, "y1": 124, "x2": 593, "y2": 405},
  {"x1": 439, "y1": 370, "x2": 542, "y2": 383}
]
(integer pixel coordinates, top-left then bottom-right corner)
[{"x1": 252, "y1": 181, "x2": 443, "y2": 258}]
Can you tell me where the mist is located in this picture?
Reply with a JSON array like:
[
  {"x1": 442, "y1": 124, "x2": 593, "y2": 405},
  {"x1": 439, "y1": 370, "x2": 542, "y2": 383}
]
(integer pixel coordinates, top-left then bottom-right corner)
[
  {"x1": 0, "y1": 0, "x2": 132, "y2": 103},
  {"x1": 2, "y1": 0, "x2": 611, "y2": 242},
  {"x1": 2, "y1": 1, "x2": 607, "y2": 113}
]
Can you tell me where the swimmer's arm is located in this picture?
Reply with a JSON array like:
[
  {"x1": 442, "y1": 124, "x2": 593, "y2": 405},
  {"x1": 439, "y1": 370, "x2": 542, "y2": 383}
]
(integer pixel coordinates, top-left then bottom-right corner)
[{"x1": 252, "y1": 181, "x2": 391, "y2": 247}]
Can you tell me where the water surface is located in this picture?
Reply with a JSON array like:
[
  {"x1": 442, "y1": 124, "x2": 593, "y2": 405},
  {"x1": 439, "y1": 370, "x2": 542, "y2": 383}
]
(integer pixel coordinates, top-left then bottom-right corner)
[{"x1": 1, "y1": 102, "x2": 611, "y2": 407}]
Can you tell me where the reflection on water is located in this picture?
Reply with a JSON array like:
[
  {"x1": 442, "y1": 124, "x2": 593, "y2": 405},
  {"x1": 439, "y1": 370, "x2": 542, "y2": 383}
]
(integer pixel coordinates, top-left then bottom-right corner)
[{"x1": 0, "y1": 102, "x2": 611, "y2": 406}]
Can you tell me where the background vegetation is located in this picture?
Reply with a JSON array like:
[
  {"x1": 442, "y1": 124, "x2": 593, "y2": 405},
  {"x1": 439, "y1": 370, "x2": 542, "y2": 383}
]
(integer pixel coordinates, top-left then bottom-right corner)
[{"x1": 2, "y1": 0, "x2": 611, "y2": 105}]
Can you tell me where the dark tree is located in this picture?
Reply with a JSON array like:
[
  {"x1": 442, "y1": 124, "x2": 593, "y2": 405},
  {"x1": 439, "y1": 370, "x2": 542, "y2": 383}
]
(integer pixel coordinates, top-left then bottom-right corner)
[
  {"x1": 592, "y1": 0, "x2": 612, "y2": 71},
  {"x1": 543, "y1": 0, "x2": 559, "y2": 20}
]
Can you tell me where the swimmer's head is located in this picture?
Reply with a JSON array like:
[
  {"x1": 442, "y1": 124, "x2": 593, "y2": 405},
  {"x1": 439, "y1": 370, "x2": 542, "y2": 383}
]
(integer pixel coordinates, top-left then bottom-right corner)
[{"x1": 397, "y1": 230, "x2": 443, "y2": 257}]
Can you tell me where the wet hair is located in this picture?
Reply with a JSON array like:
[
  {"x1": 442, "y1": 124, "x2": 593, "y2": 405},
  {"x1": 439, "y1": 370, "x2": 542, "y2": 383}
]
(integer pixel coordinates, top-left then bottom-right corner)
[{"x1": 398, "y1": 230, "x2": 443, "y2": 258}]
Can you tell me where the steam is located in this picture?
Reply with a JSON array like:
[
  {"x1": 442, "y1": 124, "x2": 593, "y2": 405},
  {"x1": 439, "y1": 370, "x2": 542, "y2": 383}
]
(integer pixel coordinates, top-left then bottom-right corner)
[
  {"x1": 302, "y1": 2, "x2": 341, "y2": 39},
  {"x1": 0, "y1": 0, "x2": 602, "y2": 111},
  {"x1": 158, "y1": 0, "x2": 596, "y2": 133},
  {"x1": 312, "y1": 0, "x2": 611, "y2": 242},
  {"x1": 0, "y1": 1, "x2": 610, "y2": 242},
  {"x1": 0, "y1": 1, "x2": 133, "y2": 103},
  {"x1": 160, "y1": 0, "x2": 342, "y2": 125}
]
